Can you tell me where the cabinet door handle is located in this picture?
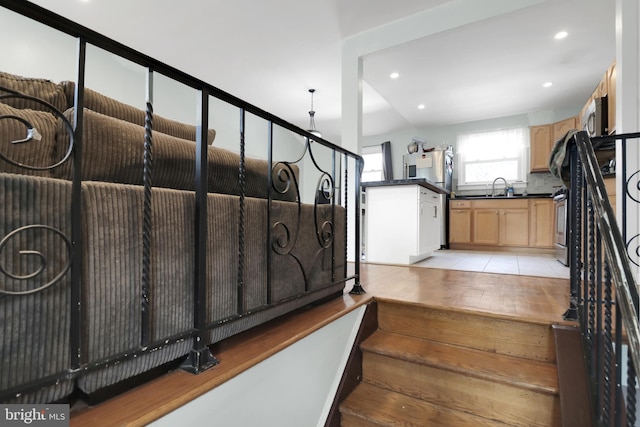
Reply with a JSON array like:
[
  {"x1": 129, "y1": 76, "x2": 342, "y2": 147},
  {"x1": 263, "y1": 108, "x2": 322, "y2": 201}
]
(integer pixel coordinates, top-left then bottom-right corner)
[{"x1": 434, "y1": 205, "x2": 438, "y2": 218}]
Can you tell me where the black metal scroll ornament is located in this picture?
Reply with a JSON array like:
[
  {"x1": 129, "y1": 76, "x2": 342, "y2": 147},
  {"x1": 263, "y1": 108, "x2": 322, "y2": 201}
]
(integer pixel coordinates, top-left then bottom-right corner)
[
  {"x1": 270, "y1": 160, "x2": 308, "y2": 287},
  {"x1": 271, "y1": 161, "x2": 298, "y2": 198},
  {"x1": 271, "y1": 161, "x2": 301, "y2": 256},
  {"x1": 626, "y1": 170, "x2": 640, "y2": 204},
  {"x1": 625, "y1": 171, "x2": 640, "y2": 266},
  {"x1": 0, "y1": 90, "x2": 74, "y2": 170},
  {"x1": 626, "y1": 234, "x2": 640, "y2": 267},
  {"x1": 0, "y1": 225, "x2": 72, "y2": 296},
  {"x1": 272, "y1": 221, "x2": 293, "y2": 256},
  {"x1": 314, "y1": 173, "x2": 335, "y2": 249},
  {"x1": 0, "y1": 88, "x2": 75, "y2": 295}
]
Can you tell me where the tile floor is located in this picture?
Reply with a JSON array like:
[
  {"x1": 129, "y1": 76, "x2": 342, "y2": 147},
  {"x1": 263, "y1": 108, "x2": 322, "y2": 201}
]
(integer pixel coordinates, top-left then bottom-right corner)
[{"x1": 413, "y1": 249, "x2": 570, "y2": 279}]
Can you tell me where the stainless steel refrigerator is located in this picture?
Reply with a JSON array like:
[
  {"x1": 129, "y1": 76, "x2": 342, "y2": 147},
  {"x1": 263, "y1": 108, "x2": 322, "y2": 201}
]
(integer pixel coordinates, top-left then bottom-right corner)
[
  {"x1": 402, "y1": 145, "x2": 453, "y2": 248},
  {"x1": 402, "y1": 146, "x2": 453, "y2": 192}
]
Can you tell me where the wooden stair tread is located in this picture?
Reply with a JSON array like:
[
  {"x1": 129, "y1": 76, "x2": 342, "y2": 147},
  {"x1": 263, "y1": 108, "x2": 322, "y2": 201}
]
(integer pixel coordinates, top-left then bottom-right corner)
[
  {"x1": 377, "y1": 300, "x2": 557, "y2": 363},
  {"x1": 340, "y1": 382, "x2": 512, "y2": 427},
  {"x1": 362, "y1": 330, "x2": 559, "y2": 396}
]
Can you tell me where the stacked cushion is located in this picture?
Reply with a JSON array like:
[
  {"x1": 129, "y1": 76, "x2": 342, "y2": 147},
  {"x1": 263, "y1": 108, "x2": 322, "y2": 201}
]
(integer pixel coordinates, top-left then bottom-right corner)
[
  {"x1": 0, "y1": 70, "x2": 341, "y2": 405},
  {"x1": 0, "y1": 71, "x2": 68, "y2": 113},
  {"x1": 60, "y1": 81, "x2": 216, "y2": 145},
  {"x1": 0, "y1": 103, "x2": 63, "y2": 177},
  {"x1": 55, "y1": 107, "x2": 298, "y2": 202}
]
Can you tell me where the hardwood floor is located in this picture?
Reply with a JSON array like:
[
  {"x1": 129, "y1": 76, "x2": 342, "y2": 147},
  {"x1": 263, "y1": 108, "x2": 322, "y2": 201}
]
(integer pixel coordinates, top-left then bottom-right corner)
[
  {"x1": 341, "y1": 264, "x2": 574, "y2": 427},
  {"x1": 357, "y1": 263, "x2": 572, "y2": 325},
  {"x1": 70, "y1": 264, "x2": 572, "y2": 425}
]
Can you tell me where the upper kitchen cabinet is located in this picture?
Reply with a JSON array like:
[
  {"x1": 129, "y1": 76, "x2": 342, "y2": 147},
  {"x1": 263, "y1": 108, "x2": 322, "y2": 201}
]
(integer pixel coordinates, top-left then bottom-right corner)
[
  {"x1": 531, "y1": 61, "x2": 616, "y2": 174},
  {"x1": 530, "y1": 124, "x2": 552, "y2": 172},
  {"x1": 552, "y1": 116, "x2": 577, "y2": 141},
  {"x1": 580, "y1": 61, "x2": 616, "y2": 134},
  {"x1": 530, "y1": 116, "x2": 577, "y2": 173},
  {"x1": 607, "y1": 62, "x2": 616, "y2": 134}
]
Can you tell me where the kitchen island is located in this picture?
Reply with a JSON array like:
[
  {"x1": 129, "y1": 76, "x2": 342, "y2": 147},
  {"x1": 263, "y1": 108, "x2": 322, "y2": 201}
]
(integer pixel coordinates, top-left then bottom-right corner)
[{"x1": 362, "y1": 179, "x2": 448, "y2": 265}]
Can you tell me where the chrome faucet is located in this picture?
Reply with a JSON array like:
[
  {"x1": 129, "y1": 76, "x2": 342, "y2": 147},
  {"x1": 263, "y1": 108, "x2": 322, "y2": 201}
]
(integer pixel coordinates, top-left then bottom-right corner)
[{"x1": 492, "y1": 177, "x2": 508, "y2": 197}]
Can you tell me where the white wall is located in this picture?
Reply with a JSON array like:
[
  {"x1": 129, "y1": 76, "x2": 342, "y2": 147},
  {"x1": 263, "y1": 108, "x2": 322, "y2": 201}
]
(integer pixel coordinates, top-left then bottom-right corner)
[
  {"x1": 616, "y1": 0, "x2": 640, "y2": 280},
  {"x1": 150, "y1": 306, "x2": 366, "y2": 427},
  {"x1": 362, "y1": 108, "x2": 581, "y2": 195},
  {"x1": 0, "y1": 7, "x2": 77, "y2": 81},
  {"x1": 1, "y1": 9, "x2": 322, "y2": 201}
]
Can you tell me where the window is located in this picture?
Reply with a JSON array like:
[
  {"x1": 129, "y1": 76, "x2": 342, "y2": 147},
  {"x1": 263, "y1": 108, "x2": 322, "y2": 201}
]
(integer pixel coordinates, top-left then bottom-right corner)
[
  {"x1": 362, "y1": 145, "x2": 383, "y2": 182},
  {"x1": 457, "y1": 127, "x2": 528, "y2": 188}
]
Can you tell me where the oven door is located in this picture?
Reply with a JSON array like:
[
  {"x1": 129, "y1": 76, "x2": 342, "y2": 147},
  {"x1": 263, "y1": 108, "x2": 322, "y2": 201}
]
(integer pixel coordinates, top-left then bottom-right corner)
[{"x1": 554, "y1": 195, "x2": 568, "y2": 265}]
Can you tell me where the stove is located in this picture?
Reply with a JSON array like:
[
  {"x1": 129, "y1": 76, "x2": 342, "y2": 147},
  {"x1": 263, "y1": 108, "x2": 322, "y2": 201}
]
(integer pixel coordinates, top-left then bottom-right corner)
[{"x1": 553, "y1": 187, "x2": 568, "y2": 266}]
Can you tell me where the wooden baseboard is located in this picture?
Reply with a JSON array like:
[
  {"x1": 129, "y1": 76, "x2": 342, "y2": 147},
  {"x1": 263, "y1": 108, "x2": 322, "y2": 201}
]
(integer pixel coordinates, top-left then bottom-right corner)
[{"x1": 449, "y1": 243, "x2": 554, "y2": 254}]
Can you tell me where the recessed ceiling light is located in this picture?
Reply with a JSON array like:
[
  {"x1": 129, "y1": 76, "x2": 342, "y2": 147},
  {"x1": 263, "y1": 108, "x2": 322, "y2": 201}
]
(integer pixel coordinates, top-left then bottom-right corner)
[
  {"x1": 390, "y1": 72, "x2": 400, "y2": 79},
  {"x1": 554, "y1": 31, "x2": 568, "y2": 40},
  {"x1": 543, "y1": 82, "x2": 553, "y2": 88},
  {"x1": 418, "y1": 104, "x2": 426, "y2": 110}
]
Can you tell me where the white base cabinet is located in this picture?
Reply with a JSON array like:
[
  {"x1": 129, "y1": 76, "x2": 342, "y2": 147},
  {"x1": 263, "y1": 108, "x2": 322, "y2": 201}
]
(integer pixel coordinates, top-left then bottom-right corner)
[{"x1": 365, "y1": 184, "x2": 442, "y2": 265}]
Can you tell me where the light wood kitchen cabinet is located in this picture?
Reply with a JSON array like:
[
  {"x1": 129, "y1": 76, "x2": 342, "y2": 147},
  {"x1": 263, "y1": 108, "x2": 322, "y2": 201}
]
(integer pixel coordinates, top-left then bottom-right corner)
[
  {"x1": 501, "y1": 208, "x2": 530, "y2": 246},
  {"x1": 604, "y1": 176, "x2": 616, "y2": 215},
  {"x1": 530, "y1": 116, "x2": 578, "y2": 173},
  {"x1": 529, "y1": 198, "x2": 554, "y2": 248},
  {"x1": 552, "y1": 116, "x2": 577, "y2": 142},
  {"x1": 449, "y1": 200, "x2": 471, "y2": 243},
  {"x1": 595, "y1": 72, "x2": 608, "y2": 98},
  {"x1": 607, "y1": 62, "x2": 616, "y2": 134},
  {"x1": 449, "y1": 198, "x2": 556, "y2": 250},
  {"x1": 473, "y1": 208, "x2": 500, "y2": 245},
  {"x1": 530, "y1": 125, "x2": 552, "y2": 172},
  {"x1": 470, "y1": 199, "x2": 529, "y2": 247}
]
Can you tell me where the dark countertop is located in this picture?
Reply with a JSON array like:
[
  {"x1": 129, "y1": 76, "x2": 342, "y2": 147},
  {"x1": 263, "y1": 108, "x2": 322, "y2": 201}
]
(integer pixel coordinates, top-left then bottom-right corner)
[
  {"x1": 452, "y1": 193, "x2": 553, "y2": 200},
  {"x1": 361, "y1": 179, "x2": 449, "y2": 195}
]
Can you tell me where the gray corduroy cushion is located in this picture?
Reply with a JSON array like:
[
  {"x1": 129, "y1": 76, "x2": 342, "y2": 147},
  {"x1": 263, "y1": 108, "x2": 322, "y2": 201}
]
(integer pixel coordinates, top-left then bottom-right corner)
[
  {"x1": 77, "y1": 182, "x2": 193, "y2": 394},
  {"x1": 0, "y1": 72, "x2": 68, "y2": 113},
  {"x1": 270, "y1": 201, "x2": 346, "y2": 302},
  {"x1": 0, "y1": 173, "x2": 73, "y2": 403},
  {"x1": 0, "y1": 103, "x2": 61, "y2": 178},
  {"x1": 54, "y1": 108, "x2": 298, "y2": 201},
  {"x1": 1, "y1": 72, "x2": 344, "y2": 401}
]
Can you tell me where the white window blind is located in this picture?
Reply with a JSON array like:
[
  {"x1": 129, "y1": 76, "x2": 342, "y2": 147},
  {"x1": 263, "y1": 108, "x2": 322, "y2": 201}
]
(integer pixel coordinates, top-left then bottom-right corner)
[
  {"x1": 457, "y1": 127, "x2": 528, "y2": 187},
  {"x1": 361, "y1": 145, "x2": 383, "y2": 182}
]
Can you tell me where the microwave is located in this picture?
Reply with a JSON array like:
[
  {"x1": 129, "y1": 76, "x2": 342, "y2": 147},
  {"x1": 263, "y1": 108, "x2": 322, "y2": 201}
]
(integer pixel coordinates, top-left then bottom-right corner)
[{"x1": 582, "y1": 96, "x2": 608, "y2": 137}]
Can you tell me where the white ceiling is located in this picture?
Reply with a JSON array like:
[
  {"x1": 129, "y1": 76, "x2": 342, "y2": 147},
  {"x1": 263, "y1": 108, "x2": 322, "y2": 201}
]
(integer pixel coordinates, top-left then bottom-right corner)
[{"x1": 26, "y1": 0, "x2": 616, "y2": 145}]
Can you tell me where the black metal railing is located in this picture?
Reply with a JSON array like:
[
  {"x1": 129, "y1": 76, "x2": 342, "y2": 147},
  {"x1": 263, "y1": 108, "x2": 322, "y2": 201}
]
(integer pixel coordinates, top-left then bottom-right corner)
[
  {"x1": 566, "y1": 130, "x2": 640, "y2": 426},
  {"x1": 0, "y1": 0, "x2": 364, "y2": 403}
]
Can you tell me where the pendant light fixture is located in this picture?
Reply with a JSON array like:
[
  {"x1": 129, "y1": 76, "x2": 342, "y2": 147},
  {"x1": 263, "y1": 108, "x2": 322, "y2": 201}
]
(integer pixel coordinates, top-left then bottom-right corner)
[{"x1": 307, "y1": 88, "x2": 322, "y2": 139}]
